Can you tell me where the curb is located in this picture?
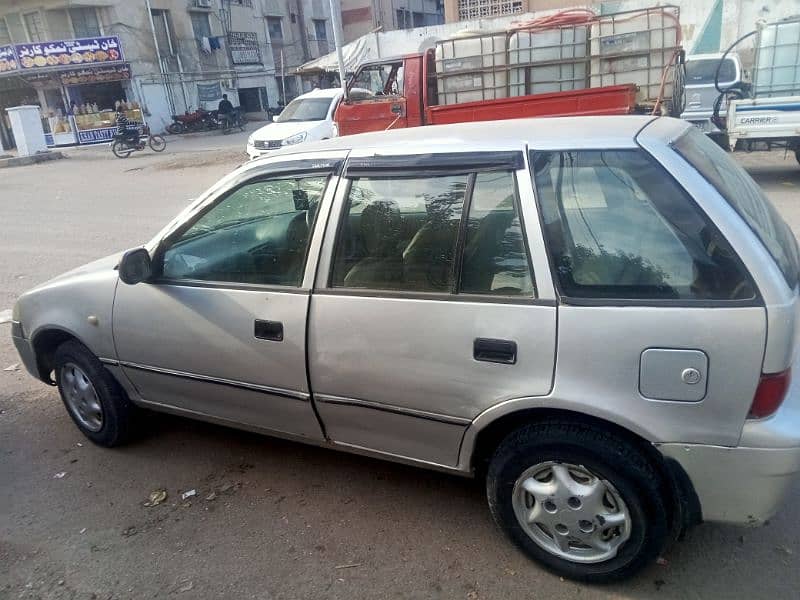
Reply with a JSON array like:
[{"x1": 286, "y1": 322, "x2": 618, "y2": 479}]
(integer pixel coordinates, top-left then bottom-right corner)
[{"x1": 0, "y1": 151, "x2": 66, "y2": 169}]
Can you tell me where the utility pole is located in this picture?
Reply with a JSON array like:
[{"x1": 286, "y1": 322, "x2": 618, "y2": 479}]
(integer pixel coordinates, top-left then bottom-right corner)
[{"x1": 329, "y1": 0, "x2": 348, "y2": 99}]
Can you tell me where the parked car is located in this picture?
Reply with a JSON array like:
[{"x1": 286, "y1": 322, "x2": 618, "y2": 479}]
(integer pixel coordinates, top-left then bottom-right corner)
[
  {"x1": 11, "y1": 117, "x2": 800, "y2": 583},
  {"x1": 680, "y1": 52, "x2": 747, "y2": 138},
  {"x1": 246, "y1": 88, "x2": 342, "y2": 159}
]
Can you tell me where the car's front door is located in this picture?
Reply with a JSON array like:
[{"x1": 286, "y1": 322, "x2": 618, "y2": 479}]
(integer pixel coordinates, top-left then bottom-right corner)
[
  {"x1": 308, "y1": 151, "x2": 558, "y2": 467},
  {"x1": 112, "y1": 152, "x2": 346, "y2": 441}
]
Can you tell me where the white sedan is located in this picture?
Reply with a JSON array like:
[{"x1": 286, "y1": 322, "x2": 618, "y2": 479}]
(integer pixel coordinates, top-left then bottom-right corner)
[{"x1": 246, "y1": 87, "x2": 342, "y2": 159}]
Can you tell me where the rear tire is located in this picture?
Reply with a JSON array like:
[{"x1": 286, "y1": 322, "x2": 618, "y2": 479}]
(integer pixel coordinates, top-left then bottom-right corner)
[
  {"x1": 111, "y1": 140, "x2": 132, "y2": 158},
  {"x1": 166, "y1": 122, "x2": 184, "y2": 135},
  {"x1": 53, "y1": 340, "x2": 138, "y2": 447},
  {"x1": 486, "y1": 421, "x2": 669, "y2": 583},
  {"x1": 149, "y1": 135, "x2": 167, "y2": 152}
]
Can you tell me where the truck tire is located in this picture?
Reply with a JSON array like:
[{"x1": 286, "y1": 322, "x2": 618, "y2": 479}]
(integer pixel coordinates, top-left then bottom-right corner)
[
  {"x1": 486, "y1": 421, "x2": 669, "y2": 583},
  {"x1": 53, "y1": 340, "x2": 138, "y2": 447}
]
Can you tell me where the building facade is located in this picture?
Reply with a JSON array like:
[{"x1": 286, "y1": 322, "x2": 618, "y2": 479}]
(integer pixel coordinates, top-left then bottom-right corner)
[
  {"x1": 341, "y1": 0, "x2": 444, "y2": 43},
  {"x1": 0, "y1": 0, "x2": 335, "y2": 147}
]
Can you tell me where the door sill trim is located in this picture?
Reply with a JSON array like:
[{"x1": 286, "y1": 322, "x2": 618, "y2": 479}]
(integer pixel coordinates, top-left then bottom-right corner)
[
  {"x1": 314, "y1": 393, "x2": 472, "y2": 426},
  {"x1": 115, "y1": 360, "x2": 310, "y2": 401}
]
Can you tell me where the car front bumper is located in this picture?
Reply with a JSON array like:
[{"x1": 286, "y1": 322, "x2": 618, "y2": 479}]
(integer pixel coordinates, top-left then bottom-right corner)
[
  {"x1": 11, "y1": 322, "x2": 39, "y2": 379},
  {"x1": 659, "y1": 372, "x2": 800, "y2": 526}
]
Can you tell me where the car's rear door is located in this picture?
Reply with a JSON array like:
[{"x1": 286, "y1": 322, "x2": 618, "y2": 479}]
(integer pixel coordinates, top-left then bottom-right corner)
[
  {"x1": 112, "y1": 151, "x2": 347, "y2": 441},
  {"x1": 308, "y1": 150, "x2": 557, "y2": 468}
]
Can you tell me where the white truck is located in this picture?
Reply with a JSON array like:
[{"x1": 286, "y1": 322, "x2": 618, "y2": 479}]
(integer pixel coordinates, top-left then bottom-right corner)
[{"x1": 723, "y1": 17, "x2": 800, "y2": 164}]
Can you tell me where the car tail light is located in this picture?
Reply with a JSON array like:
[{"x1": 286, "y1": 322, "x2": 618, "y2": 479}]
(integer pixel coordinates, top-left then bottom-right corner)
[{"x1": 748, "y1": 369, "x2": 791, "y2": 419}]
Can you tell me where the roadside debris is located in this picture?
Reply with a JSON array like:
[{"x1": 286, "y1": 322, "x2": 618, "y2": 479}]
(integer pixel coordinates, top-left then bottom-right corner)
[
  {"x1": 172, "y1": 580, "x2": 194, "y2": 593},
  {"x1": 79, "y1": 528, "x2": 87, "y2": 534},
  {"x1": 143, "y1": 489, "x2": 168, "y2": 507},
  {"x1": 0, "y1": 309, "x2": 11, "y2": 324},
  {"x1": 334, "y1": 563, "x2": 362, "y2": 570},
  {"x1": 181, "y1": 489, "x2": 197, "y2": 501},
  {"x1": 656, "y1": 557, "x2": 669, "y2": 566},
  {"x1": 205, "y1": 492, "x2": 217, "y2": 502},
  {"x1": 53, "y1": 471, "x2": 67, "y2": 479},
  {"x1": 775, "y1": 545, "x2": 794, "y2": 555},
  {"x1": 3, "y1": 363, "x2": 20, "y2": 371},
  {"x1": 121, "y1": 526, "x2": 138, "y2": 537}
]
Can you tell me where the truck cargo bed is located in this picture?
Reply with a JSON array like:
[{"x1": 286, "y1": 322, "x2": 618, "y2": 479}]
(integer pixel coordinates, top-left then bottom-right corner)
[{"x1": 425, "y1": 84, "x2": 638, "y2": 125}]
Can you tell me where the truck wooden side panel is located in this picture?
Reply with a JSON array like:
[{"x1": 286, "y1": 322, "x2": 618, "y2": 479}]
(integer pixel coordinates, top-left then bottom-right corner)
[{"x1": 424, "y1": 85, "x2": 638, "y2": 126}]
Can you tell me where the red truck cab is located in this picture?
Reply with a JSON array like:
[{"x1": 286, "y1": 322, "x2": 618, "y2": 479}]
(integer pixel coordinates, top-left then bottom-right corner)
[{"x1": 335, "y1": 49, "x2": 638, "y2": 137}]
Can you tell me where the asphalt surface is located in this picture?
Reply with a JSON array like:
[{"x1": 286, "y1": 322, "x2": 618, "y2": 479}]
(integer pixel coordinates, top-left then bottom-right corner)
[{"x1": 1, "y1": 130, "x2": 799, "y2": 600}]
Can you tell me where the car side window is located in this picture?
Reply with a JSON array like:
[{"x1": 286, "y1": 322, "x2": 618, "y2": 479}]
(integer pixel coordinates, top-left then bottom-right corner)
[
  {"x1": 460, "y1": 171, "x2": 534, "y2": 296},
  {"x1": 331, "y1": 175, "x2": 467, "y2": 292},
  {"x1": 160, "y1": 175, "x2": 328, "y2": 286},
  {"x1": 531, "y1": 150, "x2": 755, "y2": 301},
  {"x1": 350, "y1": 62, "x2": 404, "y2": 97}
]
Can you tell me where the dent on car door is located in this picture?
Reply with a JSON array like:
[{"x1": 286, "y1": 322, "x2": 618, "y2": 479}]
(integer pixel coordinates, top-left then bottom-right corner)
[
  {"x1": 112, "y1": 156, "x2": 345, "y2": 440},
  {"x1": 529, "y1": 148, "x2": 765, "y2": 445},
  {"x1": 308, "y1": 151, "x2": 558, "y2": 468}
]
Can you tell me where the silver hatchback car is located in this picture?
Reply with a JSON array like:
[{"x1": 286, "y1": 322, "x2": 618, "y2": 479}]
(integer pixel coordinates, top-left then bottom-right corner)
[{"x1": 11, "y1": 117, "x2": 800, "y2": 582}]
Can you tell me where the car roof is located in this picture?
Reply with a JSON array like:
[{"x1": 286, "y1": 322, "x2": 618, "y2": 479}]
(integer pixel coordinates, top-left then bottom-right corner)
[
  {"x1": 291, "y1": 87, "x2": 343, "y2": 100},
  {"x1": 247, "y1": 116, "x2": 688, "y2": 166}
]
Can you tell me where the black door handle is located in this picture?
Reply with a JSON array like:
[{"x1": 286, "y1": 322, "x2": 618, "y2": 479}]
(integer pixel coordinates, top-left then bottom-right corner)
[
  {"x1": 390, "y1": 103, "x2": 403, "y2": 115},
  {"x1": 254, "y1": 319, "x2": 283, "y2": 341},
  {"x1": 474, "y1": 338, "x2": 517, "y2": 364}
]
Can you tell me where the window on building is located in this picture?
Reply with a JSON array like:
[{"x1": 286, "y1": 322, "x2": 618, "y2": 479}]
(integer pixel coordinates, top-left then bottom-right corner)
[
  {"x1": 267, "y1": 17, "x2": 283, "y2": 43},
  {"x1": 0, "y1": 18, "x2": 11, "y2": 45},
  {"x1": 69, "y1": 7, "x2": 101, "y2": 38},
  {"x1": 150, "y1": 10, "x2": 176, "y2": 55},
  {"x1": 313, "y1": 19, "x2": 327, "y2": 41},
  {"x1": 458, "y1": 0, "x2": 523, "y2": 20},
  {"x1": 23, "y1": 11, "x2": 45, "y2": 42},
  {"x1": 190, "y1": 11, "x2": 212, "y2": 40},
  {"x1": 396, "y1": 9, "x2": 411, "y2": 29}
]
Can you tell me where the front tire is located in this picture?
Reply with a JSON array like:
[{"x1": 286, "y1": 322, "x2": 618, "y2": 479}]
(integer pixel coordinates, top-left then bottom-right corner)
[
  {"x1": 53, "y1": 340, "x2": 138, "y2": 447},
  {"x1": 149, "y1": 135, "x2": 167, "y2": 152},
  {"x1": 166, "y1": 122, "x2": 184, "y2": 134},
  {"x1": 486, "y1": 421, "x2": 669, "y2": 583}
]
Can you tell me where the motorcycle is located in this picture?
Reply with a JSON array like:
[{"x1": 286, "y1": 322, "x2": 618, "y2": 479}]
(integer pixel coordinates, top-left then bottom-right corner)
[
  {"x1": 111, "y1": 125, "x2": 167, "y2": 159},
  {"x1": 166, "y1": 108, "x2": 217, "y2": 134},
  {"x1": 220, "y1": 108, "x2": 247, "y2": 134}
]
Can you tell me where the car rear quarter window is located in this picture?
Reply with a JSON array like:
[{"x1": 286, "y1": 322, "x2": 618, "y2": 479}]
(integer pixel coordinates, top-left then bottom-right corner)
[
  {"x1": 673, "y1": 127, "x2": 800, "y2": 290},
  {"x1": 531, "y1": 149, "x2": 756, "y2": 302}
]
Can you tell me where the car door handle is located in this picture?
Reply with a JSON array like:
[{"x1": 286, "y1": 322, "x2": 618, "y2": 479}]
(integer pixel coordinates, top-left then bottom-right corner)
[
  {"x1": 473, "y1": 338, "x2": 517, "y2": 365},
  {"x1": 390, "y1": 103, "x2": 403, "y2": 115},
  {"x1": 254, "y1": 319, "x2": 283, "y2": 341}
]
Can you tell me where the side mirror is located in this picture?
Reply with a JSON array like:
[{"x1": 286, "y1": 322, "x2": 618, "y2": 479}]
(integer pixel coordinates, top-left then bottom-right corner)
[{"x1": 118, "y1": 248, "x2": 152, "y2": 285}]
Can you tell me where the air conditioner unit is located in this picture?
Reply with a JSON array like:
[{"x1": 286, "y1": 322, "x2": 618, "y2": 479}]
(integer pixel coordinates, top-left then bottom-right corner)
[{"x1": 195, "y1": 0, "x2": 212, "y2": 8}]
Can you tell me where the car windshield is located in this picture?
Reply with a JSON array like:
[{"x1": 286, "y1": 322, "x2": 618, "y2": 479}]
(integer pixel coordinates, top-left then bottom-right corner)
[
  {"x1": 686, "y1": 58, "x2": 737, "y2": 85},
  {"x1": 673, "y1": 127, "x2": 800, "y2": 289},
  {"x1": 276, "y1": 97, "x2": 333, "y2": 122}
]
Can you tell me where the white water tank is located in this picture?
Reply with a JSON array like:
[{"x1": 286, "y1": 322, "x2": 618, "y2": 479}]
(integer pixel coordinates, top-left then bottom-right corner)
[
  {"x1": 509, "y1": 26, "x2": 589, "y2": 96},
  {"x1": 435, "y1": 31, "x2": 508, "y2": 105}
]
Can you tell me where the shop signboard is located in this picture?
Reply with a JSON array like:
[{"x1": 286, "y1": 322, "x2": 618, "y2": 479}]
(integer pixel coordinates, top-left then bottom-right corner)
[
  {"x1": 59, "y1": 63, "x2": 132, "y2": 85},
  {"x1": 15, "y1": 36, "x2": 124, "y2": 70},
  {"x1": 77, "y1": 127, "x2": 117, "y2": 144},
  {"x1": 229, "y1": 32, "x2": 261, "y2": 65},
  {"x1": 0, "y1": 45, "x2": 18, "y2": 73}
]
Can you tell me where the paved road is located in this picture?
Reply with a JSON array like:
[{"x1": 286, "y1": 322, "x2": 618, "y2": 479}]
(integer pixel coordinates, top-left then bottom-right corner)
[{"x1": 1, "y1": 133, "x2": 799, "y2": 600}]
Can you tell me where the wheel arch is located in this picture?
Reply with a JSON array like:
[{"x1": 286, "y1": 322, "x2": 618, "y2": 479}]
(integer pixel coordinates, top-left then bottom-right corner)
[
  {"x1": 462, "y1": 406, "x2": 702, "y2": 538},
  {"x1": 30, "y1": 326, "x2": 92, "y2": 384}
]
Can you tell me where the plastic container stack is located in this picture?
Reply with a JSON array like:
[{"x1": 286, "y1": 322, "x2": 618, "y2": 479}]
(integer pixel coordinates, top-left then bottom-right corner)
[
  {"x1": 589, "y1": 6, "x2": 680, "y2": 105},
  {"x1": 753, "y1": 17, "x2": 800, "y2": 98},
  {"x1": 508, "y1": 25, "x2": 590, "y2": 96},
  {"x1": 434, "y1": 32, "x2": 508, "y2": 105}
]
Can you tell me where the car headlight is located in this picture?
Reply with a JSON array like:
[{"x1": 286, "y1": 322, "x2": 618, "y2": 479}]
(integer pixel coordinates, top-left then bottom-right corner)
[
  {"x1": 247, "y1": 134, "x2": 255, "y2": 146},
  {"x1": 282, "y1": 132, "x2": 307, "y2": 146}
]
